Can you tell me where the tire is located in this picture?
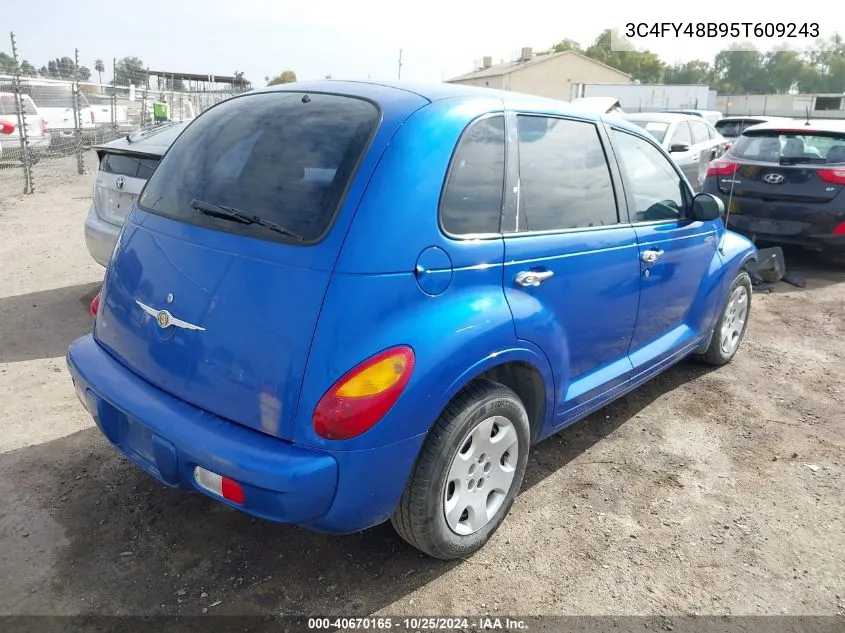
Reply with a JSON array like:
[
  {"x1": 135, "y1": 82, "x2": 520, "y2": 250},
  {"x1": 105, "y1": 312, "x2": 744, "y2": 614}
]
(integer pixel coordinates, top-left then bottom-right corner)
[
  {"x1": 696, "y1": 270, "x2": 752, "y2": 366},
  {"x1": 391, "y1": 378, "x2": 530, "y2": 560}
]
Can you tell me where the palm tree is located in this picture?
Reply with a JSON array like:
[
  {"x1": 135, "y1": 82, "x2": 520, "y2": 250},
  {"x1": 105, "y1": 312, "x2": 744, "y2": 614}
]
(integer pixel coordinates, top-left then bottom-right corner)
[{"x1": 94, "y1": 59, "x2": 105, "y2": 86}]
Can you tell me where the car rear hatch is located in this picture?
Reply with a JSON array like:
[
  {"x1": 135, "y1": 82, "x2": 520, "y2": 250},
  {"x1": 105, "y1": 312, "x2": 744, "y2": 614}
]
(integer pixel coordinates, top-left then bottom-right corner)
[
  {"x1": 94, "y1": 87, "x2": 424, "y2": 440},
  {"x1": 714, "y1": 129, "x2": 845, "y2": 201},
  {"x1": 92, "y1": 123, "x2": 186, "y2": 226}
]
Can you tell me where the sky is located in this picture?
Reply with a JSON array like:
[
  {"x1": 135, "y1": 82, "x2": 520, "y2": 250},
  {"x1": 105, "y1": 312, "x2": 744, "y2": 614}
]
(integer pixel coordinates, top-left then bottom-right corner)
[{"x1": 4, "y1": 1, "x2": 841, "y2": 86}]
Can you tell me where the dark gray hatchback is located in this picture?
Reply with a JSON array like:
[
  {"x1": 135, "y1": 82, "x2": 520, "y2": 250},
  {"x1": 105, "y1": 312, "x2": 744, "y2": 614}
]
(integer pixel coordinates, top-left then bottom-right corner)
[{"x1": 701, "y1": 120, "x2": 845, "y2": 251}]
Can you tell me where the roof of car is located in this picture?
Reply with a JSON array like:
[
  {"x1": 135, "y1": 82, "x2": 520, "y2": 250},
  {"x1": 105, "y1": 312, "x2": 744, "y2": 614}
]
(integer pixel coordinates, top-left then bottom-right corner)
[
  {"x1": 256, "y1": 80, "x2": 659, "y2": 140},
  {"x1": 717, "y1": 115, "x2": 793, "y2": 123},
  {"x1": 95, "y1": 121, "x2": 189, "y2": 155},
  {"x1": 741, "y1": 119, "x2": 845, "y2": 134},
  {"x1": 623, "y1": 112, "x2": 698, "y2": 124}
]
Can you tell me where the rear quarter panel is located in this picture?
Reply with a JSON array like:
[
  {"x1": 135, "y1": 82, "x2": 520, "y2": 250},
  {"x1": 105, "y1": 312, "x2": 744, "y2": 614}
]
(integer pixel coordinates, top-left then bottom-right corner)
[{"x1": 295, "y1": 96, "x2": 555, "y2": 452}]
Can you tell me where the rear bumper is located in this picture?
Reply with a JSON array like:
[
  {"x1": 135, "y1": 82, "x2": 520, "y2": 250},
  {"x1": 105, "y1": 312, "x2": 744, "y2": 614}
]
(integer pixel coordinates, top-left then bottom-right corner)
[
  {"x1": 66, "y1": 335, "x2": 423, "y2": 533},
  {"x1": 84, "y1": 205, "x2": 121, "y2": 267},
  {"x1": 726, "y1": 214, "x2": 845, "y2": 252},
  {"x1": 67, "y1": 334, "x2": 339, "y2": 525}
]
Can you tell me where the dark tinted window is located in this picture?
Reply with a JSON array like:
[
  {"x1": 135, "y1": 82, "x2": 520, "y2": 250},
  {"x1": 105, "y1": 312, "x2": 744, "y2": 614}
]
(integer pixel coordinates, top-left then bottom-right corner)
[
  {"x1": 100, "y1": 152, "x2": 161, "y2": 180},
  {"x1": 138, "y1": 92, "x2": 380, "y2": 244},
  {"x1": 440, "y1": 116, "x2": 505, "y2": 235},
  {"x1": 611, "y1": 129, "x2": 685, "y2": 222},
  {"x1": 689, "y1": 120, "x2": 710, "y2": 145},
  {"x1": 517, "y1": 116, "x2": 617, "y2": 231},
  {"x1": 670, "y1": 122, "x2": 692, "y2": 146}
]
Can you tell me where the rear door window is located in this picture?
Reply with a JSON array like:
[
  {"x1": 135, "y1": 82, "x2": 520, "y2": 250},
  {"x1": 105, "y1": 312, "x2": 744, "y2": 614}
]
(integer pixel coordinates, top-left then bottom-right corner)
[
  {"x1": 439, "y1": 115, "x2": 505, "y2": 235},
  {"x1": 670, "y1": 122, "x2": 693, "y2": 147},
  {"x1": 138, "y1": 92, "x2": 381, "y2": 244},
  {"x1": 516, "y1": 116, "x2": 618, "y2": 231},
  {"x1": 689, "y1": 120, "x2": 710, "y2": 145}
]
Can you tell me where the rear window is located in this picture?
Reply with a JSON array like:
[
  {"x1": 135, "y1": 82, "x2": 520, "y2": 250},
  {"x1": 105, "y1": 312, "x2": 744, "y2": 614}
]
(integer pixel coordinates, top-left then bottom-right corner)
[
  {"x1": 100, "y1": 152, "x2": 161, "y2": 180},
  {"x1": 138, "y1": 92, "x2": 380, "y2": 244},
  {"x1": 715, "y1": 119, "x2": 765, "y2": 138},
  {"x1": 0, "y1": 94, "x2": 37, "y2": 115},
  {"x1": 629, "y1": 120, "x2": 669, "y2": 143},
  {"x1": 730, "y1": 131, "x2": 845, "y2": 164}
]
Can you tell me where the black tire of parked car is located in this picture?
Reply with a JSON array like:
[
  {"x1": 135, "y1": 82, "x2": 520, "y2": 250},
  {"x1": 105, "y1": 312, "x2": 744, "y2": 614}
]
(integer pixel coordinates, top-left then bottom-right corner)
[
  {"x1": 391, "y1": 378, "x2": 530, "y2": 560},
  {"x1": 695, "y1": 270, "x2": 753, "y2": 366}
]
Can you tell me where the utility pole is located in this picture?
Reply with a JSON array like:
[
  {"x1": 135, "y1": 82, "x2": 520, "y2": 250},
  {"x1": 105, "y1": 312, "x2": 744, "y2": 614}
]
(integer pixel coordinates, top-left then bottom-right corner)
[{"x1": 397, "y1": 49, "x2": 403, "y2": 80}]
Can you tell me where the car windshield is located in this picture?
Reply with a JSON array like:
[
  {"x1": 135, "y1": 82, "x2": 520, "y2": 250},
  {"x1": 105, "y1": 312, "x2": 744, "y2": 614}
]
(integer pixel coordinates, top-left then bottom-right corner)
[
  {"x1": 16, "y1": 84, "x2": 90, "y2": 109},
  {"x1": 730, "y1": 130, "x2": 845, "y2": 164},
  {"x1": 0, "y1": 94, "x2": 38, "y2": 115},
  {"x1": 138, "y1": 91, "x2": 380, "y2": 244},
  {"x1": 629, "y1": 120, "x2": 669, "y2": 143}
]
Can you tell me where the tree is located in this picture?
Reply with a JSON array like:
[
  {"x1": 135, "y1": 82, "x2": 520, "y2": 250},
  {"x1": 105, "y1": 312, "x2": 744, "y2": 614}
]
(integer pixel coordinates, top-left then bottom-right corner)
[
  {"x1": 113, "y1": 56, "x2": 148, "y2": 87},
  {"x1": 584, "y1": 29, "x2": 666, "y2": 83},
  {"x1": 267, "y1": 70, "x2": 297, "y2": 86},
  {"x1": 713, "y1": 43, "x2": 767, "y2": 93},
  {"x1": 0, "y1": 52, "x2": 15, "y2": 74},
  {"x1": 95, "y1": 59, "x2": 105, "y2": 85},
  {"x1": 664, "y1": 60, "x2": 713, "y2": 85},
  {"x1": 552, "y1": 38, "x2": 582, "y2": 53},
  {"x1": 43, "y1": 57, "x2": 76, "y2": 80},
  {"x1": 763, "y1": 46, "x2": 807, "y2": 93},
  {"x1": 19, "y1": 60, "x2": 38, "y2": 77}
]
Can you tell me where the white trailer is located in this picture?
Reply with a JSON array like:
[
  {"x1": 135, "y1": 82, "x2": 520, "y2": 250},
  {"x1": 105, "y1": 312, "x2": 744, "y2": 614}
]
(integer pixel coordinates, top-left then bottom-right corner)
[{"x1": 570, "y1": 83, "x2": 715, "y2": 113}]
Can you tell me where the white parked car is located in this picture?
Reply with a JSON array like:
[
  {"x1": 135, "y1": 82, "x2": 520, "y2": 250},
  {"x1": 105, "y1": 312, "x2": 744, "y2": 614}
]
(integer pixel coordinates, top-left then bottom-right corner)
[
  {"x1": 0, "y1": 92, "x2": 49, "y2": 161},
  {"x1": 623, "y1": 112, "x2": 729, "y2": 190},
  {"x1": 85, "y1": 122, "x2": 187, "y2": 266}
]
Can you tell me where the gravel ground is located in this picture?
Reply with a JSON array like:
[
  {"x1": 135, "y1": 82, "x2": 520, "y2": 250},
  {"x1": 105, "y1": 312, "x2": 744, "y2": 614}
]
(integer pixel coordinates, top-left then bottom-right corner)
[{"x1": 0, "y1": 179, "x2": 843, "y2": 619}]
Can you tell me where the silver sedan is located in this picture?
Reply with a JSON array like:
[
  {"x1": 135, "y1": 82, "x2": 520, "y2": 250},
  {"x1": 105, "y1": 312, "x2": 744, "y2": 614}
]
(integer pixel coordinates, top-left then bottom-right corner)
[{"x1": 623, "y1": 112, "x2": 729, "y2": 190}]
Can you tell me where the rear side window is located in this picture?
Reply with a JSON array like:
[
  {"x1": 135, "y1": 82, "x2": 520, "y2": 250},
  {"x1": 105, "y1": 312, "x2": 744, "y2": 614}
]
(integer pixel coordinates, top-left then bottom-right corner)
[
  {"x1": 100, "y1": 152, "x2": 161, "y2": 180},
  {"x1": 138, "y1": 92, "x2": 380, "y2": 244},
  {"x1": 689, "y1": 120, "x2": 710, "y2": 145},
  {"x1": 516, "y1": 116, "x2": 617, "y2": 232},
  {"x1": 440, "y1": 115, "x2": 505, "y2": 235},
  {"x1": 670, "y1": 122, "x2": 692, "y2": 146}
]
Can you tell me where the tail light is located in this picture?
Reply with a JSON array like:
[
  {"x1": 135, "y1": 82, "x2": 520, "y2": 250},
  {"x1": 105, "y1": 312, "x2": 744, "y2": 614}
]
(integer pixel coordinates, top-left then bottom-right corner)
[
  {"x1": 40, "y1": 119, "x2": 47, "y2": 135},
  {"x1": 833, "y1": 223, "x2": 845, "y2": 235},
  {"x1": 706, "y1": 158, "x2": 740, "y2": 177},
  {"x1": 313, "y1": 346, "x2": 415, "y2": 440},
  {"x1": 817, "y1": 169, "x2": 845, "y2": 185},
  {"x1": 90, "y1": 290, "x2": 101, "y2": 317},
  {"x1": 90, "y1": 111, "x2": 95, "y2": 124}
]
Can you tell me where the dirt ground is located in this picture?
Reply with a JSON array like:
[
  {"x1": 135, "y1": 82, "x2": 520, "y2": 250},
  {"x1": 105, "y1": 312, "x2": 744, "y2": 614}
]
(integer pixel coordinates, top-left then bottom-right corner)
[{"x1": 0, "y1": 177, "x2": 843, "y2": 619}]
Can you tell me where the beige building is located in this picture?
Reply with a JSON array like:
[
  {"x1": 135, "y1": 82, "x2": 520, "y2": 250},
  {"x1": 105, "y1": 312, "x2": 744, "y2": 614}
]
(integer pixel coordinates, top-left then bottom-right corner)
[{"x1": 446, "y1": 47, "x2": 631, "y2": 101}]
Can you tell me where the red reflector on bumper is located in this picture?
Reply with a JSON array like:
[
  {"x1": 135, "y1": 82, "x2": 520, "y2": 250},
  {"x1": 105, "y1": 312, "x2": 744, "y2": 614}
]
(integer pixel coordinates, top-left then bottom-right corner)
[{"x1": 194, "y1": 466, "x2": 245, "y2": 504}]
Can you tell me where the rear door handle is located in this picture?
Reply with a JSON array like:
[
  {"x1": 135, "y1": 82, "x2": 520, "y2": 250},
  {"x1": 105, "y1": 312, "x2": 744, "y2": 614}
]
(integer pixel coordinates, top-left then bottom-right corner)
[
  {"x1": 515, "y1": 269, "x2": 554, "y2": 287},
  {"x1": 641, "y1": 249, "x2": 664, "y2": 265}
]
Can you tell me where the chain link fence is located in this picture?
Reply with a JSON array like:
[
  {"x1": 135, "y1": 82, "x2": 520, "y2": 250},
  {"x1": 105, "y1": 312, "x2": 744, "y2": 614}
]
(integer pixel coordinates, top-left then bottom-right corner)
[{"x1": 1, "y1": 32, "x2": 250, "y2": 200}]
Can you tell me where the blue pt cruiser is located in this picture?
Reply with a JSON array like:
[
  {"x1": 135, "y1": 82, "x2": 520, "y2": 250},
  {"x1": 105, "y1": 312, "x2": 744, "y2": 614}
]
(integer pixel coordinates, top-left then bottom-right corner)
[{"x1": 67, "y1": 81, "x2": 757, "y2": 559}]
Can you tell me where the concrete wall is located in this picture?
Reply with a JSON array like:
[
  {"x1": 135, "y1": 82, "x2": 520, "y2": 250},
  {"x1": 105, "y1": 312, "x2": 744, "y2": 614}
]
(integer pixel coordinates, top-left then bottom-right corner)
[{"x1": 715, "y1": 93, "x2": 845, "y2": 118}]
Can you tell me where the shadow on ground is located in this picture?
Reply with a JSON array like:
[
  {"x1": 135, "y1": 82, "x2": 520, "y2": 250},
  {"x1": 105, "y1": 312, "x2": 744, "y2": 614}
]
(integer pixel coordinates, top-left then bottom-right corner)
[
  {"x1": 0, "y1": 281, "x2": 100, "y2": 364},
  {"x1": 0, "y1": 355, "x2": 717, "y2": 617}
]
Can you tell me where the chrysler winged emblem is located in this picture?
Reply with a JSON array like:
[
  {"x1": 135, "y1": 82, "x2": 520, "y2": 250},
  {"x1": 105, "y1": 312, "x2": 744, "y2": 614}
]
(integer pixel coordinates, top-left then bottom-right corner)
[{"x1": 136, "y1": 300, "x2": 206, "y2": 331}]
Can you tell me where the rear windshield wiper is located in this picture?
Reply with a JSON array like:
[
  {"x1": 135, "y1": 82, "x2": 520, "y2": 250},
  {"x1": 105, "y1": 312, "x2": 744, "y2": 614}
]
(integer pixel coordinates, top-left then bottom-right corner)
[
  {"x1": 190, "y1": 199, "x2": 304, "y2": 241},
  {"x1": 779, "y1": 157, "x2": 827, "y2": 165}
]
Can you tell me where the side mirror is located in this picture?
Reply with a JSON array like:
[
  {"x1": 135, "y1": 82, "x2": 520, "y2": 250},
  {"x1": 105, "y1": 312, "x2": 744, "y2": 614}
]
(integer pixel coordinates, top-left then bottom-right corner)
[
  {"x1": 692, "y1": 193, "x2": 724, "y2": 221},
  {"x1": 670, "y1": 143, "x2": 691, "y2": 153}
]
